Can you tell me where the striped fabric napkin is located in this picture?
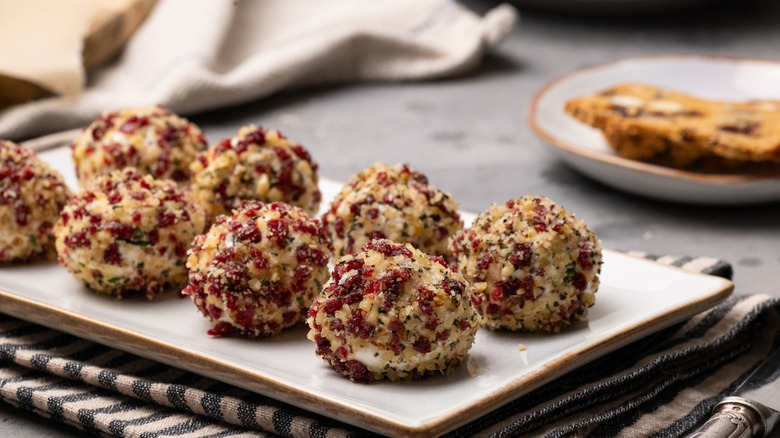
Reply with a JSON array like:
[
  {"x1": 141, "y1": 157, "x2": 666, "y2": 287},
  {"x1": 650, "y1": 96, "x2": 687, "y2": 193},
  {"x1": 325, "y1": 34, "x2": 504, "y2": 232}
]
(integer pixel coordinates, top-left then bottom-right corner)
[{"x1": 1, "y1": 253, "x2": 778, "y2": 438}]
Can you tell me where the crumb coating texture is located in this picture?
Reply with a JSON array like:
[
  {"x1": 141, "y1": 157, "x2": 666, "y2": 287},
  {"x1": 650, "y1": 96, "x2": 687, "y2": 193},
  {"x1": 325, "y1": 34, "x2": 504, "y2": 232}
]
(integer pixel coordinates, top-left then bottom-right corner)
[
  {"x1": 308, "y1": 239, "x2": 478, "y2": 382},
  {"x1": 184, "y1": 201, "x2": 332, "y2": 337},
  {"x1": 322, "y1": 163, "x2": 462, "y2": 261},
  {"x1": 54, "y1": 168, "x2": 207, "y2": 298},
  {"x1": 449, "y1": 196, "x2": 602, "y2": 332},
  {"x1": 0, "y1": 141, "x2": 71, "y2": 262},
  {"x1": 190, "y1": 125, "x2": 321, "y2": 219},
  {"x1": 71, "y1": 106, "x2": 207, "y2": 186}
]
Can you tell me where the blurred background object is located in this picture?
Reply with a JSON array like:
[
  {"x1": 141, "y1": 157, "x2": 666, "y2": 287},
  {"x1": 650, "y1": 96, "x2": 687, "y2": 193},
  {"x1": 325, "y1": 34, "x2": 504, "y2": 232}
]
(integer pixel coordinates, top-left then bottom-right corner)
[
  {"x1": 0, "y1": 0, "x2": 517, "y2": 141},
  {"x1": 0, "y1": 0, "x2": 158, "y2": 110}
]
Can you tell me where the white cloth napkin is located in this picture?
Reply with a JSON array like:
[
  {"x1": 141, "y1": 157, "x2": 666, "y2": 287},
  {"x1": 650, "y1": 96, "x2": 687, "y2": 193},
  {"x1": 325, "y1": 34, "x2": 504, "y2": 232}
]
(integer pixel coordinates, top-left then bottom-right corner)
[{"x1": 0, "y1": 0, "x2": 517, "y2": 141}]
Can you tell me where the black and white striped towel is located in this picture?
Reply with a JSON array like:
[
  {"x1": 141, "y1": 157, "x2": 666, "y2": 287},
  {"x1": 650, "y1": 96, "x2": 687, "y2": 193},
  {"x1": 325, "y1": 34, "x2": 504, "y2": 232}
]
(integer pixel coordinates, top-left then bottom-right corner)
[{"x1": 1, "y1": 254, "x2": 778, "y2": 438}]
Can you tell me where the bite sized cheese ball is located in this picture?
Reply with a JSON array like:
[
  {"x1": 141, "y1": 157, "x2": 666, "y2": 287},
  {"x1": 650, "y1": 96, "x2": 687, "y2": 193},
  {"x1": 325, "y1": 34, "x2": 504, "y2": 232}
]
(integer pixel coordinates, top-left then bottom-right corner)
[
  {"x1": 184, "y1": 201, "x2": 332, "y2": 337},
  {"x1": 322, "y1": 163, "x2": 462, "y2": 261},
  {"x1": 0, "y1": 140, "x2": 71, "y2": 262},
  {"x1": 71, "y1": 106, "x2": 207, "y2": 186},
  {"x1": 449, "y1": 196, "x2": 602, "y2": 332},
  {"x1": 54, "y1": 168, "x2": 207, "y2": 298},
  {"x1": 190, "y1": 125, "x2": 321, "y2": 219},
  {"x1": 307, "y1": 239, "x2": 478, "y2": 383}
]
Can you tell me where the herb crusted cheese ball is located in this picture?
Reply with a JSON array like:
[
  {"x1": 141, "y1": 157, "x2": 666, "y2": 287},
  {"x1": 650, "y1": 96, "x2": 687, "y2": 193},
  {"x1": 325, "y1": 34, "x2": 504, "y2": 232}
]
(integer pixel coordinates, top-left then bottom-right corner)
[
  {"x1": 71, "y1": 106, "x2": 208, "y2": 186},
  {"x1": 190, "y1": 125, "x2": 321, "y2": 219},
  {"x1": 0, "y1": 140, "x2": 71, "y2": 262},
  {"x1": 449, "y1": 196, "x2": 602, "y2": 332},
  {"x1": 322, "y1": 163, "x2": 462, "y2": 261},
  {"x1": 308, "y1": 239, "x2": 478, "y2": 382},
  {"x1": 184, "y1": 201, "x2": 332, "y2": 337},
  {"x1": 54, "y1": 168, "x2": 207, "y2": 298}
]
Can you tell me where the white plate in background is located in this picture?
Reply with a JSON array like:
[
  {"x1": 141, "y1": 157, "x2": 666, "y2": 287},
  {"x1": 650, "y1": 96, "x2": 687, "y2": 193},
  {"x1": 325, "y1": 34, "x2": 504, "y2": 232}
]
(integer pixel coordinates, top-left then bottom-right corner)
[{"x1": 529, "y1": 55, "x2": 780, "y2": 205}]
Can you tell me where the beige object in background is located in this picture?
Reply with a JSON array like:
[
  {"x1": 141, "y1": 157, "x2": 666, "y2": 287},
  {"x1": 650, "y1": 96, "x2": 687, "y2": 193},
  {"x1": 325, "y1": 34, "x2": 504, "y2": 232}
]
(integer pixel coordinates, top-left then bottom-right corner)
[
  {"x1": 0, "y1": 0, "x2": 518, "y2": 141},
  {"x1": 0, "y1": 0, "x2": 157, "y2": 109}
]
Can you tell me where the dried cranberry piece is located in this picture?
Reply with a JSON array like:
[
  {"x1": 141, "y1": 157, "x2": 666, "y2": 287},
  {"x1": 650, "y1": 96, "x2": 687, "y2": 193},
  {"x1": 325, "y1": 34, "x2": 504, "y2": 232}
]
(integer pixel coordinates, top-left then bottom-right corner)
[
  {"x1": 243, "y1": 128, "x2": 266, "y2": 148},
  {"x1": 250, "y1": 249, "x2": 269, "y2": 270},
  {"x1": 413, "y1": 338, "x2": 432, "y2": 354},
  {"x1": 237, "y1": 219, "x2": 262, "y2": 243},
  {"x1": 292, "y1": 265, "x2": 311, "y2": 289},
  {"x1": 208, "y1": 322, "x2": 235, "y2": 337},
  {"x1": 387, "y1": 318, "x2": 401, "y2": 332},
  {"x1": 382, "y1": 287, "x2": 399, "y2": 310},
  {"x1": 314, "y1": 334, "x2": 331, "y2": 357},
  {"x1": 174, "y1": 241, "x2": 187, "y2": 258},
  {"x1": 572, "y1": 272, "x2": 587, "y2": 292},
  {"x1": 332, "y1": 258, "x2": 364, "y2": 282},
  {"x1": 213, "y1": 246, "x2": 236, "y2": 264},
  {"x1": 323, "y1": 299, "x2": 343, "y2": 315},
  {"x1": 64, "y1": 232, "x2": 90, "y2": 249},
  {"x1": 578, "y1": 241, "x2": 595, "y2": 271},
  {"x1": 207, "y1": 304, "x2": 222, "y2": 319},
  {"x1": 296, "y1": 246, "x2": 328, "y2": 266},
  {"x1": 345, "y1": 360, "x2": 372, "y2": 382},
  {"x1": 490, "y1": 285, "x2": 503, "y2": 302},
  {"x1": 236, "y1": 310, "x2": 255, "y2": 329},
  {"x1": 389, "y1": 334, "x2": 403, "y2": 354},
  {"x1": 367, "y1": 230, "x2": 386, "y2": 241},
  {"x1": 106, "y1": 221, "x2": 134, "y2": 239},
  {"x1": 333, "y1": 217, "x2": 345, "y2": 239},
  {"x1": 266, "y1": 218, "x2": 289, "y2": 244},
  {"x1": 476, "y1": 254, "x2": 492, "y2": 271},
  {"x1": 291, "y1": 219, "x2": 318, "y2": 236},
  {"x1": 345, "y1": 310, "x2": 373, "y2": 339},
  {"x1": 509, "y1": 242, "x2": 532, "y2": 268},
  {"x1": 103, "y1": 243, "x2": 122, "y2": 265},
  {"x1": 329, "y1": 318, "x2": 344, "y2": 336},
  {"x1": 19, "y1": 166, "x2": 34, "y2": 180},
  {"x1": 108, "y1": 190, "x2": 122, "y2": 205},
  {"x1": 365, "y1": 239, "x2": 412, "y2": 258},
  {"x1": 14, "y1": 203, "x2": 30, "y2": 226},
  {"x1": 157, "y1": 210, "x2": 177, "y2": 228},
  {"x1": 417, "y1": 286, "x2": 439, "y2": 315},
  {"x1": 440, "y1": 278, "x2": 464, "y2": 297}
]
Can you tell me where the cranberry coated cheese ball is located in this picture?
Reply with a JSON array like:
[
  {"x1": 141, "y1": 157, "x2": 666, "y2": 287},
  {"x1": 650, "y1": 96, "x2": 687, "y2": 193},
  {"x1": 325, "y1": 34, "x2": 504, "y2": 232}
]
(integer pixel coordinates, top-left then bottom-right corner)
[
  {"x1": 322, "y1": 163, "x2": 462, "y2": 261},
  {"x1": 449, "y1": 196, "x2": 602, "y2": 332},
  {"x1": 71, "y1": 106, "x2": 207, "y2": 186},
  {"x1": 190, "y1": 125, "x2": 321, "y2": 219},
  {"x1": 307, "y1": 239, "x2": 478, "y2": 382},
  {"x1": 0, "y1": 141, "x2": 71, "y2": 262},
  {"x1": 54, "y1": 168, "x2": 207, "y2": 298},
  {"x1": 184, "y1": 201, "x2": 331, "y2": 337}
]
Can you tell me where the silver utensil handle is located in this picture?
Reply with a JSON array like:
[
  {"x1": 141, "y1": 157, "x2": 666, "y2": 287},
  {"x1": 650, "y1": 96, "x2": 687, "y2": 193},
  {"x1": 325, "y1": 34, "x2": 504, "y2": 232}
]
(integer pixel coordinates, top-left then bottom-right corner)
[{"x1": 690, "y1": 400, "x2": 765, "y2": 438}]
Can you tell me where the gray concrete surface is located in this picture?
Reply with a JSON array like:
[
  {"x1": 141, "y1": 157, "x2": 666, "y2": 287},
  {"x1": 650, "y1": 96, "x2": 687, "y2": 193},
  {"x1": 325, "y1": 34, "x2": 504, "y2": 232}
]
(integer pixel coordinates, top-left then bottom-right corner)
[{"x1": 4, "y1": 0, "x2": 780, "y2": 435}]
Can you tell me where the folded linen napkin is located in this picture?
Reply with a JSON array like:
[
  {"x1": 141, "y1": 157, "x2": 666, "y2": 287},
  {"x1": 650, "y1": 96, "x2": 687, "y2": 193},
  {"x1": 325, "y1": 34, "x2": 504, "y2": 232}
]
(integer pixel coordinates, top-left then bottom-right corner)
[
  {"x1": 0, "y1": 0, "x2": 518, "y2": 141},
  {"x1": 2, "y1": 254, "x2": 777, "y2": 438}
]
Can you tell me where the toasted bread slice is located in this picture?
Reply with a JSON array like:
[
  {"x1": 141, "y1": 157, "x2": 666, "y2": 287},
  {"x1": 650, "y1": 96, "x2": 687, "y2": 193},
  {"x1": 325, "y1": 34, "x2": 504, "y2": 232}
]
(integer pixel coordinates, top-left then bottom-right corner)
[{"x1": 565, "y1": 83, "x2": 780, "y2": 167}]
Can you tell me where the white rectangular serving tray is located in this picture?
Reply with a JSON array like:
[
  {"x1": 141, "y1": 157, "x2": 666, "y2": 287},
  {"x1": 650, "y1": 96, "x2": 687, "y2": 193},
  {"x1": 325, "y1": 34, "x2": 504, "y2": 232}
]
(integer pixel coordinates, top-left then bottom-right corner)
[{"x1": 0, "y1": 146, "x2": 733, "y2": 437}]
